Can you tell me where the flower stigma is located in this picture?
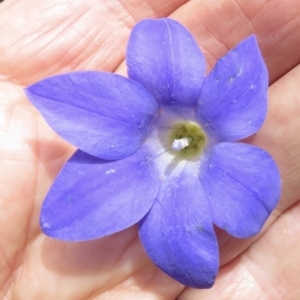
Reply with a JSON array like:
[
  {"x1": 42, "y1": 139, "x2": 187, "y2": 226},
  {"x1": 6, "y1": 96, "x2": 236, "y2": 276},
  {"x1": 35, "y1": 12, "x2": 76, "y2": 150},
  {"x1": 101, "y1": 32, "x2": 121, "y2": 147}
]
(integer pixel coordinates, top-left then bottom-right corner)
[
  {"x1": 172, "y1": 137, "x2": 191, "y2": 151},
  {"x1": 168, "y1": 122, "x2": 207, "y2": 160}
]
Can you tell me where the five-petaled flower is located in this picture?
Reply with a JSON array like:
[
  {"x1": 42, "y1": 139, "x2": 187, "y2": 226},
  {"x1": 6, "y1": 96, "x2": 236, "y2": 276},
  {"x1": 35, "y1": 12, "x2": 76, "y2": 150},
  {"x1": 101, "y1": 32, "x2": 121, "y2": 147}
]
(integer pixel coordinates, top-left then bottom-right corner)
[{"x1": 25, "y1": 18, "x2": 281, "y2": 288}]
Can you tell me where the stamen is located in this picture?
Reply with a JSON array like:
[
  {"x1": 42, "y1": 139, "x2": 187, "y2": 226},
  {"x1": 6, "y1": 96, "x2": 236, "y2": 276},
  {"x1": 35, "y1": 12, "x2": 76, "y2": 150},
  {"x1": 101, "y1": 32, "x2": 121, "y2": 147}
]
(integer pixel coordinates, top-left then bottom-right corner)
[{"x1": 171, "y1": 137, "x2": 191, "y2": 151}]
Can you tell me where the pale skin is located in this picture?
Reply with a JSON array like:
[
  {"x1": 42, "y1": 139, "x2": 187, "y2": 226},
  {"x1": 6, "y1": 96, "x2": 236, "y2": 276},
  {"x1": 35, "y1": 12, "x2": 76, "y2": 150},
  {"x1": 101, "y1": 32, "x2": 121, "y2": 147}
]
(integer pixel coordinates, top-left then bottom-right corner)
[{"x1": 0, "y1": 0, "x2": 300, "y2": 299}]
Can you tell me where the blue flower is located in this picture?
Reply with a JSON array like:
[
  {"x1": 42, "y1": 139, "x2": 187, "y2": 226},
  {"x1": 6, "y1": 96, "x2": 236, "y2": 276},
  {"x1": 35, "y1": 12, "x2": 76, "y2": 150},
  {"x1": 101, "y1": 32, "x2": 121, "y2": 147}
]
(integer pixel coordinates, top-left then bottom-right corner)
[{"x1": 24, "y1": 18, "x2": 281, "y2": 288}]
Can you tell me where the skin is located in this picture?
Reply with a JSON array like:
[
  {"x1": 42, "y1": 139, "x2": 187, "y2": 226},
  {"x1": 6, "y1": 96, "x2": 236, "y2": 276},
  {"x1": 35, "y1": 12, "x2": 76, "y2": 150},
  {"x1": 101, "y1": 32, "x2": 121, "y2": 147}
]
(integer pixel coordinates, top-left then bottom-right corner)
[{"x1": 0, "y1": 0, "x2": 300, "y2": 299}]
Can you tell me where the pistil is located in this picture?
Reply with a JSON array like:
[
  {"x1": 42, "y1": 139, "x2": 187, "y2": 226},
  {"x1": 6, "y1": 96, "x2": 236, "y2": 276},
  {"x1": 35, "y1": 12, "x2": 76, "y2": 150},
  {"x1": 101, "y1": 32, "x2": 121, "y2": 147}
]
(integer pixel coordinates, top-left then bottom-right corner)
[{"x1": 171, "y1": 137, "x2": 191, "y2": 151}]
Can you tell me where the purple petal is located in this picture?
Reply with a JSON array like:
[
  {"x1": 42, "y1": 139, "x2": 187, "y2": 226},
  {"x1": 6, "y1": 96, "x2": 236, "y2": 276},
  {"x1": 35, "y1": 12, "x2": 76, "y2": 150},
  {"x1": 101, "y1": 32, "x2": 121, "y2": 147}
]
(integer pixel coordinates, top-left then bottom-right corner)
[
  {"x1": 126, "y1": 18, "x2": 206, "y2": 108},
  {"x1": 25, "y1": 71, "x2": 158, "y2": 160},
  {"x1": 197, "y1": 35, "x2": 268, "y2": 141},
  {"x1": 139, "y1": 163, "x2": 219, "y2": 288},
  {"x1": 40, "y1": 148, "x2": 160, "y2": 241},
  {"x1": 201, "y1": 142, "x2": 281, "y2": 238}
]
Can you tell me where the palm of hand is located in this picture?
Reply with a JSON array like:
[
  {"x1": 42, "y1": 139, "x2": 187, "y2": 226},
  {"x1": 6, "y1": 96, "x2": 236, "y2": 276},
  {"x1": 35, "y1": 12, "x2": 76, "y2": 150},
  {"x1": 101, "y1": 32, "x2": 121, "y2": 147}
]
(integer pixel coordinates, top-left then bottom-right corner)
[{"x1": 1, "y1": 0, "x2": 300, "y2": 299}]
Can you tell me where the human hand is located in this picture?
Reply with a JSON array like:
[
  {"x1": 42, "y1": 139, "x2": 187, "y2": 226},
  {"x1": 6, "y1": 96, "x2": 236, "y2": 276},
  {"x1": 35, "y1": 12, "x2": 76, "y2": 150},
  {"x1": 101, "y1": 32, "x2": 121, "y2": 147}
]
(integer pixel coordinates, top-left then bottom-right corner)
[{"x1": 0, "y1": 0, "x2": 300, "y2": 299}]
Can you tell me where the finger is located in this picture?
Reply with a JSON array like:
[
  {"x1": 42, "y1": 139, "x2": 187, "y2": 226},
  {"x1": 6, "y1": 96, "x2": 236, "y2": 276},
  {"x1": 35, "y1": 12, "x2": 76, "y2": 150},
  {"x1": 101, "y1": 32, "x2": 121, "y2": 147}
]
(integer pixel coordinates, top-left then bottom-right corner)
[
  {"x1": 2, "y1": 0, "x2": 300, "y2": 86},
  {"x1": 178, "y1": 202, "x2": 300, "y2": 299},
  {"x1": 0, "y1": 0, "x2": 188, "y2": 85},
  {"x1": 169, "y1": 0, "x2": 300, "y2": 83},
  {"x1": 7, "y1": 226, "x2": 183, "y2": 299},
  {"x1": 0, "y1": 81, "x2": 73, "y2": 288}
]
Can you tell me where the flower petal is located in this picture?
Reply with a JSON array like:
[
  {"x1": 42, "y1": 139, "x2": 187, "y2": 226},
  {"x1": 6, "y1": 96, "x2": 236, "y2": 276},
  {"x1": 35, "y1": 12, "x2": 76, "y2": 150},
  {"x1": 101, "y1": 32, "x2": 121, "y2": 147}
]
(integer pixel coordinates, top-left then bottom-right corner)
[
  {"x1": 40, "y1": 148, "x2": 160, "y2": 241},
  {"x1": 197, "y1": 35, "x2": 268, "y2": 141},
  {"x1": 25, "y1": 71, "x2": 158, "y2": 160},
  {"x1": 126, "y1": 18, "x2": 206, "y2": 108},
  {"x1": 201, "y1": 142, "x2": 281, "y2": 238},
  {"x1": 139, "y1": 163, "x2": 219, "y2": 288}
]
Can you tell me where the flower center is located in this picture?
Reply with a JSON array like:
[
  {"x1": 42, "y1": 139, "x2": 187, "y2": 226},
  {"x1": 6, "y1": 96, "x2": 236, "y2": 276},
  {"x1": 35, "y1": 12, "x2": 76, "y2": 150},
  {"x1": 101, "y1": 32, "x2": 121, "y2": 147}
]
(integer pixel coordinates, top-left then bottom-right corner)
[{"x1": 168, "y1": 122, "x2": 206, "y2": 160}]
